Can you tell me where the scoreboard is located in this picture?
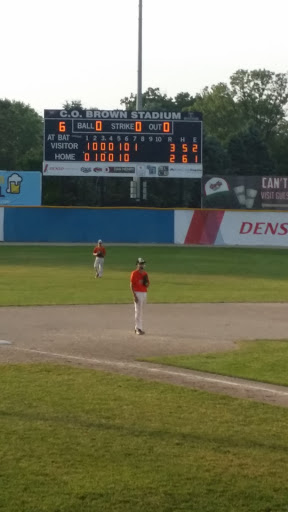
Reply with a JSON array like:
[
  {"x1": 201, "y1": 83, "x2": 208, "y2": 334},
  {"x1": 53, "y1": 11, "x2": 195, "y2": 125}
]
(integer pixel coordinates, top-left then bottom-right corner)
[{"x1": 43, "y1": 109, "x2": 203, "y2": 178}]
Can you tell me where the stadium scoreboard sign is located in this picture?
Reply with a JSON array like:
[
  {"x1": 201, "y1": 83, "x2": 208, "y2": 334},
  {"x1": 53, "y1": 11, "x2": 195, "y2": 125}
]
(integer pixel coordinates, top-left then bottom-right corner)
[{"x1": 43, "y1": 109, "x2": 203, "y2": 178}]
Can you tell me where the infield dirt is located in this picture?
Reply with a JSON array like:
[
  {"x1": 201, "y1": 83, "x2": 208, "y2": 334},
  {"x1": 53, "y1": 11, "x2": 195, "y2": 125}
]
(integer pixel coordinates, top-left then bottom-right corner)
[{"x1": 1, "y1": 302, "x2": 288, "y2": 406}]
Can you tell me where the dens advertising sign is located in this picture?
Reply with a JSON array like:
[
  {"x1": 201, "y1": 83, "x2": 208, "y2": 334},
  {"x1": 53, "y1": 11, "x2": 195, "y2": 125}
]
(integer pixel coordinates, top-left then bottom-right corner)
[{"x1": 175, "y1": 210, "x2": 288, "y2": 247}]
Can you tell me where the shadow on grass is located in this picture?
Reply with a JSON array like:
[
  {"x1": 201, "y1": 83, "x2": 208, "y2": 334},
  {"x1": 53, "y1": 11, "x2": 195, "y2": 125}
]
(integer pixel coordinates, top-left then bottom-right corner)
[{"x1": 1, "y1": 408, "x2": 287, "y2": 453}]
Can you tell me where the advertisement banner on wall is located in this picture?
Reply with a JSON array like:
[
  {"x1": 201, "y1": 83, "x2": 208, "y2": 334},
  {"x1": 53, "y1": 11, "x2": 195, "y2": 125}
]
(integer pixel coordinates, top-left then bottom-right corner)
[
  {"x1": 202, "y1": 176, "x2": 288, "y2": 210},
  {"x1": 175, "y1": 209, "x2": 288, "y2": 247},
  {"x1": 218, "y1": 211, "x2": 288, "y2": 246},
  {"x1": 43, "y1": 162, "x2": 203, "y2": 179},
  {"x1": 0, "y1": 171, "x2": 42, "y2": 206}
]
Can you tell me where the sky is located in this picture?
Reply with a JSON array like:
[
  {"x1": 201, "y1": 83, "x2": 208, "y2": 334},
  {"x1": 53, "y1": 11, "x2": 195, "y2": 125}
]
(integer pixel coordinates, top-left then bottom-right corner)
[{"x1": 1, "y1": 0, "x2": 287, "y2": 115}]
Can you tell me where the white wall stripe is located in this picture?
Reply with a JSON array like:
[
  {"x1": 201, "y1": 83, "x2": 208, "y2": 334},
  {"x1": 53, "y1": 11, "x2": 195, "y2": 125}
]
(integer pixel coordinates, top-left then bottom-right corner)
[{"x1": 174, "y1": 210, "x2": 193, "y2": 244}]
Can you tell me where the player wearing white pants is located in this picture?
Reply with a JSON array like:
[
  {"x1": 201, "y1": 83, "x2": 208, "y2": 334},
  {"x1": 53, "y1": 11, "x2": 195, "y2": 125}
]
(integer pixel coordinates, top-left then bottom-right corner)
[
  {"x1": 93, "y1": 239, "x2": 106, "y2": 278},
  {"x1": 130, "y1": 257, "x2": 150, "y2": 335},
  {"x1": 134, "y1": 291, "x2": 147, "y2": 333},
  {"x1": 94, "y1": 256, "x2": 104, "y2": 278}
]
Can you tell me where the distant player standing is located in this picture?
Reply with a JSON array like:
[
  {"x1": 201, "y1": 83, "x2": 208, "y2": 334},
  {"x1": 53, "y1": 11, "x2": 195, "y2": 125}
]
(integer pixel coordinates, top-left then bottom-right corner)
[
  {"x1": 93, "y1": 239, "x2": 106, "y2": 278},
  {"x1": 130, "y1": 257, "x2": 150, "y2": 335}
]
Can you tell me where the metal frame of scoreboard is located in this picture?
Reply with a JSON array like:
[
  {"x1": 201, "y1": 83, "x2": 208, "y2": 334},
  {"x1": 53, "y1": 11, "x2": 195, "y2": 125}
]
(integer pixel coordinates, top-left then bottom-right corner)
[{"x1": 43, "y1": 110, "x2": 203, "y2": 179}]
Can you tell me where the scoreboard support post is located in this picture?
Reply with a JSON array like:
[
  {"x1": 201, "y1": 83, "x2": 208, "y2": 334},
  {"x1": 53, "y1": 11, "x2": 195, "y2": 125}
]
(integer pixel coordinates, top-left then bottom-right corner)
[{"x1": 131, "y1": 176, "x2": 141, "y2": 201}]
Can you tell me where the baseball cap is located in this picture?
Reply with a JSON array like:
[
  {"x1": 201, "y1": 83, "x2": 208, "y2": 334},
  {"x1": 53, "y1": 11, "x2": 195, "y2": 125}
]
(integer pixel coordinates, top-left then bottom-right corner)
[
  {"x1": 204, "y1": 177, "x2": 229, "y2": 196},
  {"x1": 136, "y1": 257, "x2": 145, "y2": 264},
  {"x1": 98, "y1": 239, "x2": 102, "y2": 243}
]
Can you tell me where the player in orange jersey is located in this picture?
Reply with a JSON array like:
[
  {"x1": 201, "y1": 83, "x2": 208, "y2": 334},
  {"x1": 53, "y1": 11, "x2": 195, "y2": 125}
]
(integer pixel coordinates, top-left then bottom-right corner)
[
  {"x1": 130, "y1": 257, "x2": 150, "y2": 335},
  {"x1": 93, "y1": 239, "x2": 106, "y2": 278}
]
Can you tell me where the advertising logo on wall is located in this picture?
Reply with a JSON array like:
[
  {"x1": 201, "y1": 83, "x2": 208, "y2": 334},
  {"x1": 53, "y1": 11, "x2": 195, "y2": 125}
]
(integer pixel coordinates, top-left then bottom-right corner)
[
  {"x1": 202, "y1": 176, "x2": 288, "y2": 210},
  {"x1": 0, "y1": 171, "x2": 42, "y2": 206}
]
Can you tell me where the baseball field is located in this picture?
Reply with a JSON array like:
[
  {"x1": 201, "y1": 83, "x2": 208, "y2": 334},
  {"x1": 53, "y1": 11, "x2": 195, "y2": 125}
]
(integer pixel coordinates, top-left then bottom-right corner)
[{"x1": 1, "y1": 245, "x2": 288, "y2": 512}]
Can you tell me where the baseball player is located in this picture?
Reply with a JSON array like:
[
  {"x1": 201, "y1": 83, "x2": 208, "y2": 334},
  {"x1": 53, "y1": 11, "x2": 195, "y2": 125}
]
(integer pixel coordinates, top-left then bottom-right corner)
[
  {"x1": 130, "y1": 257, "x2": 150, "y2": 335},
  {"x1": 93, "y1": 239, "x2": 106, "y2": 278}
]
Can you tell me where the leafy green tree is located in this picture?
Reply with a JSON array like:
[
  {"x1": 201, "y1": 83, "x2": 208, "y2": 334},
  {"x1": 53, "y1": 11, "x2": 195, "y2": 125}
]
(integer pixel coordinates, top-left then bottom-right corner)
[
  {"x1": 120, "y1": 87, "x2": 194, "y2": 111},
  {"x1": 192, "y1": 69, "x2": 288, "y2": 176},
  {"x1": 62, "y1": 100, "x2": 100, "y2": 112},
  {"x1": 227, "y1": 126, "x2": 274, "y2": 175},
  {"x1": 172, "y1": 91, "x2": 195, "y2": 111},
  {"x1": 230, "y1": 69, "x2": 288, "y2": 140},
  {"x1": 203, "y1": 134, "x2": 230, "y2": 175},
  {"x1": 268, "y1": 120, "x2": 288, "y2": 175},
  {"x1": 0, "y1": 99, "x2": 42, "y2": 170},
  {"x1": 62, "y1": 100, "x2": 83, "y2": 110},
  {"x1": 192, "y1": 83, "x2": 244, "y2": 143},
  {"x1": 20, "y1": 146, "x2": 43, "y2": 171}
]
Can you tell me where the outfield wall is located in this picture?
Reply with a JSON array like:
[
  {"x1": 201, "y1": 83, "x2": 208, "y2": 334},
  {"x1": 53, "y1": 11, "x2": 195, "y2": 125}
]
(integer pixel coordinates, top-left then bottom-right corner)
[
  {"x1": 1, "y1": 206, "x2": 288, "y2": 246},
  {"x1": 1, "y1": 207, "x2": 174, "y2": 243}
]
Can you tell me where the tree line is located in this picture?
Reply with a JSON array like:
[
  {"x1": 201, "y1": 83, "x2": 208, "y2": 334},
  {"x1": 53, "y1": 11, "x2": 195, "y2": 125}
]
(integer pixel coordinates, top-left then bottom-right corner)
[
  {"x1": 1, "y1": 69, "x2": 287, "y2": 206},
  {"x1": 121, "y1": 69, "x2": 288, "y2": 176}
]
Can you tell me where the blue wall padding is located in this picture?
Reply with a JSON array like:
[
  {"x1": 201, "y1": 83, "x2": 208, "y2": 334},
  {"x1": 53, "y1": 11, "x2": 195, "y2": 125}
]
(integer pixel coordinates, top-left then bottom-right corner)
[{"x1": 3, "y1": 207, "x2": 174, "y2": 243}]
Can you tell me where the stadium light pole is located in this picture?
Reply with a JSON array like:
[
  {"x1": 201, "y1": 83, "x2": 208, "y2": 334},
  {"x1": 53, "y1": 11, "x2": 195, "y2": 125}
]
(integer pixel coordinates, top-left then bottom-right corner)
[
  {"x1": 132, "y1": 0, "x2": 143, "y2": 202},
  {"x1": 136, "y1": 0, "x2": 143, "y2": 110}
]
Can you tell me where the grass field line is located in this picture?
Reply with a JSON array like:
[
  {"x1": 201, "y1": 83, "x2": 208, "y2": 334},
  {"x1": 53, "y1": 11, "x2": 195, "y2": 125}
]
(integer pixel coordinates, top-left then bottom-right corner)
[{"x1": 13, "y1": 347, "x2": 288, "y2": 397}]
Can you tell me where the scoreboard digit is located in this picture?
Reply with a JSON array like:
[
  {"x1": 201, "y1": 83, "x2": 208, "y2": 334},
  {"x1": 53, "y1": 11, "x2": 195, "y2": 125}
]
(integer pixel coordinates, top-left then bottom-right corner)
[{"x1": 43, "y1": 110, "x2": 203, "y2": 178}]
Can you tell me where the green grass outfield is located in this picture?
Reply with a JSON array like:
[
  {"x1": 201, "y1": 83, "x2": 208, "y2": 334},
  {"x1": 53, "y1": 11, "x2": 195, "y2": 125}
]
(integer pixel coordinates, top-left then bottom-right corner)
[
  {"x1": 2, "y1": 244, "x2": 288, "y2": 511},
  {"x1": 1, "y1": 245, "x2": 288, "y2": 305},
  {"x1": 2, "y1": 364, "x2": 288, "y2": 512},
  {"x1": 143, "y1": 339, "x2": 288, "y2": 387}
]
